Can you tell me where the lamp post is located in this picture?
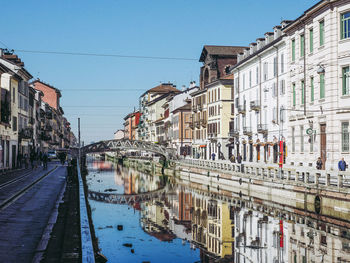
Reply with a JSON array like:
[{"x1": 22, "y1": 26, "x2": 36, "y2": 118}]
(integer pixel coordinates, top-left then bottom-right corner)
[{"x1": 217, "y1": 142, "x2": 221, "y2": 160}]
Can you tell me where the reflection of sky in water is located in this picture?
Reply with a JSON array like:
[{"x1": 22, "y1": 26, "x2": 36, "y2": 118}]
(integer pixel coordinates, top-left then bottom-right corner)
[
  {"x1": 90, "y1": 200, "x2": 200, "y2": 263},
  {"x1": 87, "y1": 161, "x2": 162, "y2": 194}
]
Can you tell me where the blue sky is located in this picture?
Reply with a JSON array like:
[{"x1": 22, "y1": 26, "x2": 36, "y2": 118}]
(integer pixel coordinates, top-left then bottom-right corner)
[{"x1": 0, "y1": 0, "x2": 319, "y2": 144}]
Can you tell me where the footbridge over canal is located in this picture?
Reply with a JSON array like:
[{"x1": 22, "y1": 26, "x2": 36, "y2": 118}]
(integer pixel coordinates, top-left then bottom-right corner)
[{"x1": 81, "y1": 139, "x2": 178, "y2": 161}]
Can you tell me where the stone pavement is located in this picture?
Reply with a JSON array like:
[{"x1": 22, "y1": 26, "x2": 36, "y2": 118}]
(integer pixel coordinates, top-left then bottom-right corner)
[{"x1": 0, "y1": 164, "x2": 67, "y2": 263}]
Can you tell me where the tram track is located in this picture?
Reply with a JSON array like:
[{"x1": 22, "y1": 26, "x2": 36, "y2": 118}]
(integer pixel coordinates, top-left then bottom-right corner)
[
  {"x1": 0, "y1": 169, "x2": 35, "y2": 190},
  {"x1": 0, "y1": 166, "x2": 58, "y2": 211}
]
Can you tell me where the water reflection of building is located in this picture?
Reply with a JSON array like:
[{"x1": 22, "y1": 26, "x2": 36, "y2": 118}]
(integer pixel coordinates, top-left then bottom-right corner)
[
  {"x1": 234, "y1": 206, "x2": 287, "y2": 263},
  {"x1": 191, "y1": 193, "x2": 235, "y2": 261},
  {"x1": 288, "y1": 221, "x2": 350, "y2": 263}
]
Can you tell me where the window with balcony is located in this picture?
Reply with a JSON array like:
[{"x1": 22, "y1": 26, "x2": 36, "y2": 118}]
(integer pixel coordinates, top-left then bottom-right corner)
[
  {"x1": 341, "y1": 12, "x2": 350, "y2": 39},
  {"x1": 342, "y1": 66, "x2": 349, "y2": 95},
  {"x1": 319, "y1": 20, "x2": 325, "y2": 46}
]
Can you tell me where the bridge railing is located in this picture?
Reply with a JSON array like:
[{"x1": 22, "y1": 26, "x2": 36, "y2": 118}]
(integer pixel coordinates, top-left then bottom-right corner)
[
  {"x1": 180, "y1": 158, "x2": 350, "y2": 190},
  {"x1": 77, "y1": 162, "x2": 95, "y2": 263}
]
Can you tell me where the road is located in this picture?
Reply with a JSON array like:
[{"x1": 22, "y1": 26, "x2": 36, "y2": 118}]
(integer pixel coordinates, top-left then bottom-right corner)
[{"x1": 0, "y1": 163, "x2": 67, "y2": 263}]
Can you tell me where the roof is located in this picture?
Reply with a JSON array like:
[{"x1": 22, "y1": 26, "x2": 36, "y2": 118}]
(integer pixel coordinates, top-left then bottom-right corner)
[
  {"x1": 172, "y1": 103, "x2": 191, "y2": 113},
  {"x1": 140, "y1": 83, "x2": 180, "y2": 98},
  {"x1": 220, "y1": 73, "x2": 234, "y2": 80},
  {"x1": 199, "y1": 45, "x2": 247, "y2": 62}
]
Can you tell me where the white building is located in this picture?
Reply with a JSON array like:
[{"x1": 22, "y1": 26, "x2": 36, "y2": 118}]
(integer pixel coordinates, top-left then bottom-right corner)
[
  {"x1": 138, "y1": 83, "x2": 180, "y2": 142},
  {"x1": 232, "y1": 22, "x2": 291, "y2": 164},
  {"x1": 284, "y1": 0, "x2": 350, "y2": 170}
]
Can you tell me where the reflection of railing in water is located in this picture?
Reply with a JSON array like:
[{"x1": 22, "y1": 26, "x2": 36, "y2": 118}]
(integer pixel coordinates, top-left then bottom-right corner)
[{"x1": 88, "y1": 186, "x2": 169, "y2": 205}]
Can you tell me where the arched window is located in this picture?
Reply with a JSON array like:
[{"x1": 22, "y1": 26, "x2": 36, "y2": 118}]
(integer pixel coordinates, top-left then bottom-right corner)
[{"x1": 203, "y1": 68, "x2": 209, "y2": 86}]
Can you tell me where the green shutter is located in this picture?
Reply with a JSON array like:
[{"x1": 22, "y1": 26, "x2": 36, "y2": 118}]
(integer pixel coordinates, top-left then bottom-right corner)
[
  {"x1": 320, "y1": 74, "x2": 325, "y2": 99},
  {"x1": 300, "y1": 34, "x2": 304, "y2": 57},
  {"x1": 309, "y1": 29, "x2": 313, "y2": 52},
  {"x1": 320, "y1": 21, "x2": 324, "y2": 46},
  {"x1": 301, "y1": 80, "x2": 304, "y2": 104},
  {"x1": 343, "y1": 67, "x2": 349, "y2": 95},
  {"x1": 311, "y1": 77, "x2": 314, "y2": 102},
  {"x1": 293, "y1": 83, "x2": 296, "y2": 106},
  {"x1": 292, "y1": 40, "x2": 295, "y2": 61}
]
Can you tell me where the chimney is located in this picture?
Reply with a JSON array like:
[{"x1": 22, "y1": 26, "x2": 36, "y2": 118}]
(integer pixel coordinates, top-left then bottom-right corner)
[
  {"x1": 0, "y1": 48, "x2": 3, "y2": 57},
  {"x1": 273, "y1": 25, "x2": 282, "y2": 39},
  {"x1": 281, "y1": 20, "x2": 293, "y2": 29},
  {"x1": 264, "y1": 32, "x2": 274, "y2": 45},
  {"x1": 190, "y1": 81, "x2": 196, "y2": 88},
  {"x1": 256, "y1": 38, "x2": 265, "y2": 50},
  {"x1": 249, "y1": 43, "x2": 257, "y2": 55},
  {"x1": 237, "y1": 52, "x2": 244, "y2": 63},
  {"x1": 181, "y1": 85, "x2": 186, "y2": 91},
  {"x1": 243, "y1": 48, "x2": 250, "y2": 58}
]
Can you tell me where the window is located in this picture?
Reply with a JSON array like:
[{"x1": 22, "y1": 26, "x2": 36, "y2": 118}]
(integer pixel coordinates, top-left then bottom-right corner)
[
  {"x1": 310, "y1": 77, "x2": 314, "y2": 102},
  {"x1": 280, "y1": 79, "x2": 285, "y2": 95},
  {"x1": 12, "y1": 116, "x2": 17, "y2": 132},
  {"x1": 309, "y1": 28, "x2": 314, "y2": 53},
  {"x1": 300, "y1": 125, "x2": 304, "y2": 152},
  {"x1": 293, "y1": 83, "x2": 296, "y2": 106},
  {"x1": 231, "y1": 103, "x2": 234, "y2": 115},
  {"x1": 342, "y1": 122, "x2": 349, "y2": 152},
  {"x1": 292, "y1": 39, "x2": 296, "y2": 61},
  {"x1": 263, "y1": 62, "x2": 268, "y2": 81},
  {"x1": 341, "y1": 12, "x2": 350, "y2": 39},
  {"x1": 300, "y1": 34, "x2": 305, "y2": 57},
  {"x1": 280, "y1": 53, "x2": 284, "y2": 73},
  {"x1": 256, "y1": 67, "x2": 259, "y2": 84},
  {"x1": 249, "y1": 70, "x2": 252, "y2": 88},
  {"x1": 292, "y1": 127, "x2": 295, "y2": 152},
  {"x1": 12, "y1": 87, "x2": 15, "y2": 103},
  {"x1": 301, "y1": 80, "x2": 305, "y2": 105},
  {"x1": 243, "y1": 74, "x2": 245, "y2": 90},
  {"x1": 342, "y1": 66, "x2": 350, "y2": 95},
  {"x1": 319, "y1": 20, "x2": 325, "y2": 46},
  {"x1": 310, "y1": 129, "x2": 314, "y2": 153},
  {"x1": 320, "y1": 73, "x2": 325, "y2": 99},
  {"x1": 273, "y1": 57, "x2": 277, "y2": 77}
]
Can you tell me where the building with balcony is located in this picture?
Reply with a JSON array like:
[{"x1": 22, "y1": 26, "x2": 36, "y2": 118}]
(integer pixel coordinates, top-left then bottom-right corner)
[
  {"x1": 192, "y1": 45, "x2": 246, "y2": 160},
  {"x1": 138, "y1": 83, "x2": 180, "y2": 142},
  {"x1": 0, "y1": 50, "x2": 33, "y2": 166},
  {"x1": 231, "y1": 21, "x2": 291, "y2": 164},
  {"x1": 284, "y1": 0, "x2": 350, "y2": 169}
]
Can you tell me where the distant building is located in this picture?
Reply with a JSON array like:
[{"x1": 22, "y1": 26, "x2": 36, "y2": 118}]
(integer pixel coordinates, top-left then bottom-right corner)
[{"x1": 114, "y1": 129, "x2": 125, "y2": 140}]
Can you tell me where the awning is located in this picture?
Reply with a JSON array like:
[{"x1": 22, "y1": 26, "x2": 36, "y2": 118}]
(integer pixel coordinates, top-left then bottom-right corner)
[{"x1": 200, "y1": 145, "x2": 207, "y2": 148}]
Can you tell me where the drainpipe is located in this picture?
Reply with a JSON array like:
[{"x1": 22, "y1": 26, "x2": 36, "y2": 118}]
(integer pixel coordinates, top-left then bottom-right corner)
[
  {"x1": 302, "y1": 19, "x2": 307, "y2": 116},
  {"x1": 257, "y1": 55, "x2": 262, "y2": 126}
]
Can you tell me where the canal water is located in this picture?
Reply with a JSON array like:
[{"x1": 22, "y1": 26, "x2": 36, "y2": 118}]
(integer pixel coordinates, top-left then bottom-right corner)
[{"x1": 86, "y1": 159, "x2": 350, "y2": 263}]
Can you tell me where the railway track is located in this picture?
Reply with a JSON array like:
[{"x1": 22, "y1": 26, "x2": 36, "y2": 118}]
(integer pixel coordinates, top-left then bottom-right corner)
[{"x1": 0, "y1": 166, "x2": 58, "y2": 211}]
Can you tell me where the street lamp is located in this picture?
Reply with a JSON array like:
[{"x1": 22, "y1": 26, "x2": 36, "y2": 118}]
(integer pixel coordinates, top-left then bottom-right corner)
[{"x1": 217, "y1": 142, "x2": 221, "y2": 160}]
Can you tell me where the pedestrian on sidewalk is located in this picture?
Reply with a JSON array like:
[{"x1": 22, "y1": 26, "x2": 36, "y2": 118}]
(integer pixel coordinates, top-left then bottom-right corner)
[
  {"x1": 211, "y1": 152, "x2": 216, "y2": 161},
  {"x1": 43, "y1": 153, "x2": 48, "y2": 170},
  {"x1": 230, "y1": 154, "x2": 235, "y2": 163},
  {"x1": 316, "y1": 157, "x2": 323, "y2": 170},
  {"x1": 30, "y1": 151, "x2": 35, "y2": 170},
  {"x1": 338, "y1": 157, "x2": 347, "y2": 171},
  {"x1": 183, "y1": 151, "x2": 187, "y2": 159},
  {"x1": 24, "y1": 154, "x2": 29, "y2": 169}
]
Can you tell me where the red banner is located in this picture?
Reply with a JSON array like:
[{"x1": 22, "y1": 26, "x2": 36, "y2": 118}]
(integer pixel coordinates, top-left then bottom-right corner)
[
  {"x1": 279, "y1": 220, "x2": 284, "y2": 248},
  {"x1": 279, "y1": 141, "x2": 283, "y2": 168}
]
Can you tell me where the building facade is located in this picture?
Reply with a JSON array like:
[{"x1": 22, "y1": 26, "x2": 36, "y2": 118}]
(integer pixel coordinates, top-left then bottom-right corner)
[{"x1": 284, "y1": 0, "x2": 350, "y2": 170}]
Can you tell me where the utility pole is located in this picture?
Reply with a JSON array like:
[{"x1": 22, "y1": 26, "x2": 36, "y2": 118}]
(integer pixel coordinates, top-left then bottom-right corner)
[{"x1": 78, "y1": 117, "x2": 81, "y2": 165}]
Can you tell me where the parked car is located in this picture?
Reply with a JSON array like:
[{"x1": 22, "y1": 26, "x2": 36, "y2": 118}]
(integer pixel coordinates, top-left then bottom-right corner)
[{"x1": 47, "y1": 150, "x2": 57, "y2": 160}]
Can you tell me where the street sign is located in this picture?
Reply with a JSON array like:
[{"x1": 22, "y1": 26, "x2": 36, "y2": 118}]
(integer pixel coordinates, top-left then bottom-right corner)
[{"x1": 306, "y1": 128, "x2": 313, "y2": 135}]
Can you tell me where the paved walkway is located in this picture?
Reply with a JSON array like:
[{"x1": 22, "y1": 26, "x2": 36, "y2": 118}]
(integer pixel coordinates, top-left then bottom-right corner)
[{"x1": 0, "y1": 164, "x2": 67, "y2": 263}]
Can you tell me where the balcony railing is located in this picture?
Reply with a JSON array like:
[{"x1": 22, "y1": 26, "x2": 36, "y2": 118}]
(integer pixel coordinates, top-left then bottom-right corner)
[
  {"x1": 192, "y1": 105, "x2": 197, "y2": 112},
  {"x1": 19, "y1": 127, "x2": 33, "y2": 140},
  {"x1": 228, "y1": 129, "x2": 239, "y2": 137},
  {"x1": 250, "y1": 100, "x2": 261, "y2": 111},
  {"x1": 257, "y1": 124, "x2": 268, "y2": 134},
  {"x1": 189, "y1": 122, "x2": 194, "y2": 129},
  {"x1": 195, "y1": 121, "x2": 200, "y2": 128},
  {"x1": 200, "y1": 119, "x2": 207, "y2": 127},
  {"x1": 197, "y1": 104, "x2": 202, "y2": 111},
  {"x1": 238, "y1": 105, "x2": 246, "y2": 114},
  {"x1": 243, "y1": 126, "x2": 252, "y2": 135}
]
